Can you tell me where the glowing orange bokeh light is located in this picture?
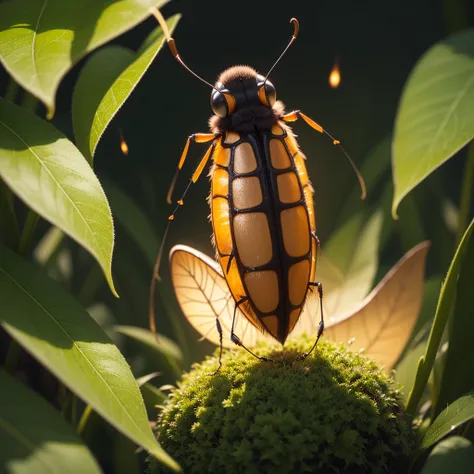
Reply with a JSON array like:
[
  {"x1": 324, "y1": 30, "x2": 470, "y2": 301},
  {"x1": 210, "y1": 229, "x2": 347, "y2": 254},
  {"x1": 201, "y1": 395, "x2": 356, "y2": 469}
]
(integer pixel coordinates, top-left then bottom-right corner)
[
  {"x1": 329, "y1": 63, "x2": 341, "y2": 89},
  {"x1": 120, "y1": 137, "x2": 129, "y2": 155}
]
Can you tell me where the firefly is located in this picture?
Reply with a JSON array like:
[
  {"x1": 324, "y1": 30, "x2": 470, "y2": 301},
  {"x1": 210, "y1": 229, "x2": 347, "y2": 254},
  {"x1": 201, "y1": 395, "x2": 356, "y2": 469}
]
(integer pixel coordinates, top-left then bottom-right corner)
[
  {"x1": 149, "y1": 9, "x2": 365, "y2": 371},
  {"x1": 329, "y1": 61, "x2": 341, "y2": 89},
  {"x1": 119, "y1": 129, "x2": 129, "y2": 155}
]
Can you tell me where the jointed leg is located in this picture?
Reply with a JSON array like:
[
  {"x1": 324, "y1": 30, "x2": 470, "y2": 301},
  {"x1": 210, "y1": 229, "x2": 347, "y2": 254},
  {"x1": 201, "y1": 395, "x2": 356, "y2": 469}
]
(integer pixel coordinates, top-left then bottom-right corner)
[
  {"x1": 312, "y1": 231, "x2": 321, "y2": 250},
  {"x1": 167, "y1": 133, "x2": 219, "y2": 204},
  {"x1": 149, "y1": 134, "x2": 219, "y2": 335},
  {"x1": 281, "y1": 111, "x2": 366, "y2": 199},
  {"x1": 231, "y1": 298, "x2": 272, "y2": 362},
  {"x1": 298, "y1": 282, "x2": 324, "y2": 360},
  {"x1": 307, "y1": 233, "x2": 320, "y2": 296},
  {"x1": 210, "y1": 318, "x2": 224, "y2": 375}
]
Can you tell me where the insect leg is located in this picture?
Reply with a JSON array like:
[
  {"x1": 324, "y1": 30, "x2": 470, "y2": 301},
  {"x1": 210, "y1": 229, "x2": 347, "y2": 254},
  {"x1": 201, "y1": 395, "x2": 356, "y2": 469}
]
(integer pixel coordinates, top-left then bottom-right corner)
[
  {"x1": 312, "y1": 231, "x2": 321, "y2": 250},
  {"x1": 210, "y1": 318, "x2": 224, "y2": 375},
  {"x1": 298, "y1": 282, "x2": 324, "y2": 360},
  {"x1": 167, "y1": 133, "x2": 219, "y2": 204},
  {"x1": 281, "y1": 111, "x2": 366, "y2": 199},
  {"x1": 231, "y1": 298, "x2": 272, "y2": 363},
  {"x1": 149, "y1": 139, "x2": 218, "y2": 335},
  {"x1": 307, "y1": 233, "x2": 321, "y2": 296}
]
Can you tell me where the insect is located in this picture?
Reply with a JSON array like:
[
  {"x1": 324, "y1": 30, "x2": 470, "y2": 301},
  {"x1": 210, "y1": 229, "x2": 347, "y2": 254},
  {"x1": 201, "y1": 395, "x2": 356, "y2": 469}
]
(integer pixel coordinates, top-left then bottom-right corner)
[
  {"x1": 149, "y1": 9, "x2": 365, "y2": 371},
  {"x1": 168, "y1": 241, "x2": 430, "y2": 373}
]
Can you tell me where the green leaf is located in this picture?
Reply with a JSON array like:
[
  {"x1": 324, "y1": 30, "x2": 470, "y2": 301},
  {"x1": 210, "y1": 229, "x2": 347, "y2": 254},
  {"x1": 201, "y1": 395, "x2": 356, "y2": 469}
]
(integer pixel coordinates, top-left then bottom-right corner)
[
  {"x1": 406, "y1": 218, "x2": 474, "y2": 417},
  {"x1": 421, "y1": 391, "x2": 474, "y2": 451},
  {"x1": 0, "y1": 248, "x2": 179, "y2": 472},
  {"x1": 72, "y1": 16, "x2": 180, "y2": 162},
  {"x1": 436, "y1": 217, "x2": 474, "y2": 414},
  {"x1": 392, "y1": 29, "x2": 474, "y2": 217},
  {"x1": 114, "y1": 325, "x2": 182, "y2": 376},
  {"x1": 408, "y1": 276, "x2": 443, "y2": 347},
  {"x1": 0, "y1": 0, "x2": 170, "y2": 117},
  {"x1": 73, "y1": 46, "x2": 132, "y2": 161},
  {"x1": 74, "y1": 46, "x2": 133, "y2": 159},
  {"x1": 114, "y1": 434, "x2": 139, "y2": 474},
  {"x1": 420, "y1": 437, "x2": 474, "y2": 474},
  {"x1": 0, "y1": 99, "x2": 117, "y2": 295},
  {"x1": 136, "y1": 372, "x2": 161, "y2": 387},
  {"x1": 394, "y1": 342, "x2": 427, "y2": 401},
  {"x1": 141, "y1": 382, "x2": 166, "y2": 411},
  {"x1": 106, "y1": 181, "x2": 192, "y2": 361},
  {"x1": 105, "y1": 182, "x2": 159, "y2": 266},
  {"x1": 317, "y1": 211, "x2": 383, "y2": 317},
  {"x1": 0, "y1": 370, "x2": 101, "y2": 474}
]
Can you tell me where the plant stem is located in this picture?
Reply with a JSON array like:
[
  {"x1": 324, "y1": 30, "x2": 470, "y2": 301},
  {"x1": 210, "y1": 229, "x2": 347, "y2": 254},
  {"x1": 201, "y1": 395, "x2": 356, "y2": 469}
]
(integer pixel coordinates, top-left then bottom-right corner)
[
  {"x1": 77, "y1": 405, "x2": 93, "y2": 435},
  {"x1": 406, "y1": 307, "x2": 456, "y2": 418},
  {"x1": 406, "y1": 220, "x2": 474, "y2": 417},
  {"x1": 33, "y1": 226, "x2": 65, "y2": 267},
  {"x1": 4, "y1": 339, "x2": 22, "y2": 375},
  {"x1": 18, "y1": 210, "x2": 40, "y2": 256},
  {"x1": 456, "y1": 142, "x2": 474, "y2": 246}
]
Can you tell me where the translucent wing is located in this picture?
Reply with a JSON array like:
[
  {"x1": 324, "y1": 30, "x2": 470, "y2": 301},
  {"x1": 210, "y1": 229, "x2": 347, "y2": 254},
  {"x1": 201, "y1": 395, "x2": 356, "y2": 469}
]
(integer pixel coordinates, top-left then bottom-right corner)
[
  {"x1": 170, "y1": 245, "x2": 267, "y2": 348},
  {"x1": 293, "y1": 242, "x2": 430, "y2": 370},
  {"x1": 314, "y1": 211, "x2": 383, "y2": 319}
]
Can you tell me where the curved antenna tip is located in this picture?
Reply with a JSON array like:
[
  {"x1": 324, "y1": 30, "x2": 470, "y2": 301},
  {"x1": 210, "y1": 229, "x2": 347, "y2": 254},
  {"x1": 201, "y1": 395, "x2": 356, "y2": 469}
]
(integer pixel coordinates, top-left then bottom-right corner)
[
  {"x1": 168, "y1": 38, "x2": 179, "y2": 58},
  {"x1": 355, "y1": 168, "x2": 367, "y2": 200},
  {"x1": 150, "y1": 7, "x2": 219, "y2": 92},
  {"x1": 264, "y1": 17, "x2": 300, "y2": 82},
  {"x1": 290, "y1": 18, "x2": 300, "y2": 38}
]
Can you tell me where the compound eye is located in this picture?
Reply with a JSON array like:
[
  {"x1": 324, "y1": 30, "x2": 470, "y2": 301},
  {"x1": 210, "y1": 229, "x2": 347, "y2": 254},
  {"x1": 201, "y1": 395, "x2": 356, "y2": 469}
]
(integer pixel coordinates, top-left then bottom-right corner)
[
  {"x1": 264, "y1": 80, "x2": 276, "y2": 106},
  {"x1": 257, "y1": 79, "x2": 276, "y2": 107},
  {"x1": 211, "y1": 90, "x2": 228, "y2": 117}
]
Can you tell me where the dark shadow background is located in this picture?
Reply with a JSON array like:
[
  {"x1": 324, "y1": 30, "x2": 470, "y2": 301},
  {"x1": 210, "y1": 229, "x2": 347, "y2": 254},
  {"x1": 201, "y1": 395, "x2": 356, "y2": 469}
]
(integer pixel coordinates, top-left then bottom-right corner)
[
  {"x1": 90, "y1": 0, "x2": 456, "y2": 253},
  {"x1": 2, "y1": 0, "x2": 471, "y2": 355},
  {"x1": 1, "y1": 0, "x2": 473, "y2": 356},
  {"x1": 1, "y1": 1, "x2": 474, "y2": 472}
]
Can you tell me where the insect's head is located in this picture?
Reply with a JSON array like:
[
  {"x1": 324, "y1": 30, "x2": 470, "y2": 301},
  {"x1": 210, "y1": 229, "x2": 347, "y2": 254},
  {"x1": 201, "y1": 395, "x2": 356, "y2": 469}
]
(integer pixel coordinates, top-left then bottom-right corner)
[
  {"x1": 150, "y1": 9, "x2": 298, "y2": 119},
  {"x1": 210, "y1": 67, "x2": 277, "y2": 118},
  {"x1": 209, "y1": 17, "x2": 299, "y2": 119}
]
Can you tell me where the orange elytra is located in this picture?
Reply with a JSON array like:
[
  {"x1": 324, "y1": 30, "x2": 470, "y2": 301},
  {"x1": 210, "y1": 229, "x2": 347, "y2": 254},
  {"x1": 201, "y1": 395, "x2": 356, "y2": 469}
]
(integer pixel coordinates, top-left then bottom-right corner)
[{"x1": 148, "y1": 9, "x2": 366, "y2": 370}]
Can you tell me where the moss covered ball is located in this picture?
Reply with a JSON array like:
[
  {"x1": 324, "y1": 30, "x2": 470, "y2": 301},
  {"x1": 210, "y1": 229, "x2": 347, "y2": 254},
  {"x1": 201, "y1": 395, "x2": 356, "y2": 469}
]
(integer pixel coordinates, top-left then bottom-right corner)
[{"x1": 148, "y1": 337, "x2": 414, "y2": 474}]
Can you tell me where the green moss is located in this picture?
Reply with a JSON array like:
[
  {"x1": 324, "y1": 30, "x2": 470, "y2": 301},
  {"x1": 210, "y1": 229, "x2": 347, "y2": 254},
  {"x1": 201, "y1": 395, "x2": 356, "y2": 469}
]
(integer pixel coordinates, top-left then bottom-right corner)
[{"x1": 148, "y1": 336, "x2": 414, "y2": 474}]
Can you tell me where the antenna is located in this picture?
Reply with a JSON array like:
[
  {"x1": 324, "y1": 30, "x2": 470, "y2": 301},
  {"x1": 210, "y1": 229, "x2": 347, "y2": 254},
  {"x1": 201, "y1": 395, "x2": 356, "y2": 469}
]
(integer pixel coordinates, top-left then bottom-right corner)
[
  {"x1": 264, "y1": 18, "x2": 300, "y2": 83},
  {"x1": 150, "y1": 8, "x2": 221, "y2": 93}
]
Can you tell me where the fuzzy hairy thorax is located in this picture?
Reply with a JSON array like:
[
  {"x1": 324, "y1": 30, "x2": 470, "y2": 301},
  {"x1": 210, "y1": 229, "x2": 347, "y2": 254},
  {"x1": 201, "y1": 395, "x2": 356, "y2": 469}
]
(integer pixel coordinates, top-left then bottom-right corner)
[{"x1": 208, "y1": 65, "x2": 284, "y2": 134}]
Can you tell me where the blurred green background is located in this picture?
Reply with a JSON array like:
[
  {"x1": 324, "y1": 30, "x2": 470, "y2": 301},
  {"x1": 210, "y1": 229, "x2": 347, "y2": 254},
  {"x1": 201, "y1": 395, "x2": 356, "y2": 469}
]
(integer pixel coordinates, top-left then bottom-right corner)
[
  {"x1": 1, "y1": 0, "x2": 474, "y2": 472},
  {"x1": 1, "y1": 0, "x2": 471, "y2": 360},
  {"x1": 2, "y1": 0, "x2": 473, "y2": 365},
  {"x1": 97, "y1": 0, "x2": 468, "y2": 256}
]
